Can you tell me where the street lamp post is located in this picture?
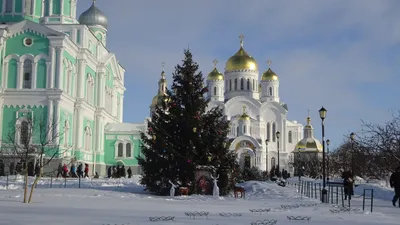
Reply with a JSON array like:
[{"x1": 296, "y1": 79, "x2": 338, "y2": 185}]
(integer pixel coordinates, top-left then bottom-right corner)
[
  {"x1": 297, "y1": 148, "x2": 301, "y2": 192},
  {"x1": 327, "y1": 139, "x2": 330, "y2": 181},
  {"x1": 265, "y1": 139, "x2": 269, "y2": 172},
  {"x1": 319, "y1": 106, "x2": 327, "y2": 203},
  {"x1": 276, "y1": 131, "x2": 281, "y2": 178},
  {"x1": 350, "y1": 132, "x2": 355, "y2": 176}
]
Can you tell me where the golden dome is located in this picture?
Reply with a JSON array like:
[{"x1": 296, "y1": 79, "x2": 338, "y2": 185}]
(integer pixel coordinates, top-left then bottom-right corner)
[
  {"x1": 207, "y1": 60, "x2": 224, "y2": 80},
  {"x1": 294, "y1": 138, "x2": 323, "y2": 152},
  {"x1": 238, "y1": 105, "x2": 251, "y2": 121},
  {"x1": 151, "y1": 95, "x2": 159, "y2": 106},
  {"x1": 261, "y1": 68, "x2": 278, "y2": 81},
  {"x1": 225, "y1": 35, "x2": 258, "y2": 71}
]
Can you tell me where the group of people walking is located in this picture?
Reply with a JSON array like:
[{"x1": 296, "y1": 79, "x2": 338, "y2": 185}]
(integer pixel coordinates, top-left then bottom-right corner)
[
  {"x1": 107, "y1": 165, "x2": 133, "y2": 178},
  {"x1": 56, "y1": 163, "x2": 89, "y2": 178}
]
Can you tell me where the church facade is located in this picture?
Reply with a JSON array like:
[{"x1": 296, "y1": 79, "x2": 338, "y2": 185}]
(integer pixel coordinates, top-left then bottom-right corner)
[{"x1": 0, "y1": 0, "x2": 143, "y2": 176}]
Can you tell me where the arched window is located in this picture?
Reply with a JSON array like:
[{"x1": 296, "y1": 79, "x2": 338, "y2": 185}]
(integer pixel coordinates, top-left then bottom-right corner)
[
  {"x1": 20, "y1": 121, "x2": 29, "y2": 145},
  {"x1": 240, "y1": 78, "x2": 244, "y2": 90},
  {"x1": 288, "y1": 131, "x2": 293, "y2": 143},
  {"x1": 272, "y1": 122, "x2": 276, "y2": 142},
  {"x1": 5, "y1": 0, "x2": 13, "y2": 13},
  {"x1": 117, "y1": 143, "x2": 123, "y2": 157},
  {"x1": 271, "y1": 157, "x2": 276, "y2": 168},
  {"x1": 23, "y1": 59, "x2": 32, "y2": 89},
  {"x1": 236, "y1": 126, "x2": 239, "y2": 136},
  {"x1": 229, "y1": 79, "x2": 232, "y2": 91},
  {"x1": 84, "y1": 126, "x2": 92, "y2": 151},
  {"x1": 243, "y1": 125, "x2": 246, "y2": 134},
  {"x1": 266, "y1": 122, "x2": 271, "y2": 141},
  {"x1": 269, "y1": 87, "x2": 273, "y2": 96},
  {"x1": 213, "y1": 86, "x2": 217, "y2": 96},
  {"x1": 126, "y1": 143, "x2": 132, "y2": 157},
  {"x1": 247, "y1": 79, "x2": 250, "y2": 90},
  {"x1": 234, "y1": 79, "x2": 237, "y2": 90},
  {"x1": 64, "y1": 121, "x2": 69, "y2": 147}
]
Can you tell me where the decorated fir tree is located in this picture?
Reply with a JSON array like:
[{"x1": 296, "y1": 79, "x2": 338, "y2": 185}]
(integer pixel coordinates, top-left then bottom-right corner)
[{"x1": 138, "y1": 49, "x2": 235, "y2": 195}]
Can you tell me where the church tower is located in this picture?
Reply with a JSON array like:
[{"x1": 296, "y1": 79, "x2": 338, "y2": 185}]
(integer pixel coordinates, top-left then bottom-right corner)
[
  {"x1": 206, "y1": 59, "x2": 224, "y2": 102},
  {"x1": 150, "y1": 67, "x2": 168, "y2": 116},
  {"x1": 224, "y1": 34, "x2": 259, "y2": 101},
  {"x1": 78, "y1": 0, "x2": 108, "y2": 45},
  {"x1": 0, "y1": 0, "x2": 49, "y2": 23},
  {"x1": 238, "y1": 106, "x2": 251, "y2": 136},
  {"x1": 40, "y1": 0, "x2": 78, "y2": 24},
  {"x1": 260, "y1": 60, "x2": 280, "y2": 103}
]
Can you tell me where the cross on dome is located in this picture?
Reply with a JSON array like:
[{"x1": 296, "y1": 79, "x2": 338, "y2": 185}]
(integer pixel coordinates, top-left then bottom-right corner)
[
  {"x1": 239, "y1": 34, "x2": 245, "y2": 47},
  {"x1": 213, "y1": 59, "x2": 218, "y2": 68},
  {"x1": 161, "y1": 61, "x2": 165, "y2": 70},
  {"x1": 267, "y1": 60, "x2": 272, "y2": 68},
  {"x1": 92, "y1": 0, "x2": 96, "y2": 4},
  {"x1": 242, "y1": 105, "x2": 247, "y2": 114}
]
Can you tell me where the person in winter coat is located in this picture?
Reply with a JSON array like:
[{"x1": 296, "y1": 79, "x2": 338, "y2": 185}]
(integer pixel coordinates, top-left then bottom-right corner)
[
  {"x1": 390, "y1": 166, "x2": 400, "y2": 207},
  {"x1": 34, "y1": 162, "x2": 40, "y2": 177},
  {"x1": 62, "y1": 164, "x2": 68, "y2": 178},
  {"x1": 342, "y1": 171, "x2": 354, "y2": 200},
  {"x1": 121, "y1": 165, "x2": 126, "y2": 178},
  {"x1": 77, "y1": 163, "x2": 83, "y2": 178},
  {"x1": 127, "y1": 167, "x2": 132, "y2": 178},
  {"x1": 56, "y1": 163, "x2": 63, "y2": 178},
  {"x1": 70, "y1": 164, "x2": 77, "y2": 178},
  {"x1": 107, "y1": 167, "x2": 112, "y2": 178},
  {"x1": 84, "y1": 164, "x2": 89, "y2": 178}
]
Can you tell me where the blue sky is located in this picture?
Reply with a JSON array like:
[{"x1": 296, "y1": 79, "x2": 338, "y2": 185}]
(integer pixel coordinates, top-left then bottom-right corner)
[{"x1": 77, "y1": 0, "x2": 399, "y2": 148}]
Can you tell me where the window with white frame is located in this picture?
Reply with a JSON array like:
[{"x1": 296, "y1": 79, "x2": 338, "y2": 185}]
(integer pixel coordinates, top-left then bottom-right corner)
[
  {"x1": 288, "y1": 131, "x2": 293, "y2": 143},
  {"x1": 15, "y1": 117, "x2": 31, "y2": 145},
  {"x1": 84, "y1": 126, "x2": 92, "y2": 151},
  {"x1": 115, "y1": 141, "x2": 133, "y2": 158},
  {"x1": 20, "y1": 121, "x2": 29, "y2": 145},
  {"x1": 86, "y1": 74, "x2": 94, "y2": 104},
  {"x1": 5, "y1": 0, "x2": 13, "y2": 13},
  {"x1": 117, "y1": 143, "x2": 123, "y2": 157},
  {"x1": 272, "y1": 122, "x2": 276, "y2": 142},
  {"x1": 23, "y1": 59, "x2": 33, "y2": 89},
  {"x1": 266, "y1": 122, "x2": 271, "y2": 141},
  {"x1": 126, "y1": 143, "x2": 132, "y2": 158}
]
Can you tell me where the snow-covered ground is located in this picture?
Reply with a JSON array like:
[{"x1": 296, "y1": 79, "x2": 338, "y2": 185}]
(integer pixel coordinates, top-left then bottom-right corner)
[{"x1": 0, "y1": 176, "x2": 399, "y2": 225}]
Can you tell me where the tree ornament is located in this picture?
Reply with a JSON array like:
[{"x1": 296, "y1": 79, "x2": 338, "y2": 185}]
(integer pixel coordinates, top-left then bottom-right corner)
[{"x1": 193, "y1": 127, "x2": 197, "y2": 132}]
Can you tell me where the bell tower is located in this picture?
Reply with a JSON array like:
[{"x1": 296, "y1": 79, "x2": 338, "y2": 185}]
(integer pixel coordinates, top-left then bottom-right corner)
[
  {"x1": 0, "y1": 0, "x2": 47, "y2": 23},
  {"x1": 40, "y1": 0, "x2": 79, "y2": 25}
]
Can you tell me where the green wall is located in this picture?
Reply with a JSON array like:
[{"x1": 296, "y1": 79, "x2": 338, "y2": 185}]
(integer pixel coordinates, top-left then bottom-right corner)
[
  {"x1": 36, "y1": 59, "x2": 47, "y2": 88},
  {"x1": 7, "y1": 59, "x2": 17, "y2": 88},
  {"x1": 2, "y1": 105, "x2": 48, "y2": 145},
  {"x1": 5, "y1": 31, "x2": 49, "y2": 56},
  {"x1": 103, "y1": 134, "x2": 141, "y2": 166}
]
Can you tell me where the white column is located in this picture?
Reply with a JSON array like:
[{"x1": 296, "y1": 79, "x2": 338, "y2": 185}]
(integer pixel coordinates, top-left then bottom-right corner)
[
  {"x1": 32, "y1": 62, "x2": 37, "y2": 89},
  {"x1": 60, "y1": 0, "x2": 64, "y2": 16},
  {"x1": 16, "y1": 62, "x2": 23, "y2": 89},
  {"x1": 74, "y1": 105, "x2": 83, "y2": 150},
  {"x1": 98, "y1": 73, "x2": 105, "y2": 107},
  {"x1": 55, "y1": 46, "x2": 64, "y2": 89},
  {"x1": 49, "y1": 47, "x2": 56, "y2": 88},
  {"x1": 119, "y1": 95, "x2": 124, "y2": 120},
  {"x1": 94, "y1": 114, "x2": 102, "y2": 152},
  {"x1": 3, "y1": 62, "x2": 8, "y2": 88},
  {"x1": 47, "y1": 99, "x2": 54, "y2": 142},
  {"x1": 77, "y1": 59, "x2": 86, "y2": 98},
  {"x1": 49, "y1": 0, "x2": 53, "y2": 16},
  {"x1": 53, "y1": 100, "x2": 60, "y2": 144},
  {"x1": 0, "y1": 98, "x2": 3, "y2": 145},
  {"x1": 46, "y1": 62, "x2": 51, "y2": 89}
]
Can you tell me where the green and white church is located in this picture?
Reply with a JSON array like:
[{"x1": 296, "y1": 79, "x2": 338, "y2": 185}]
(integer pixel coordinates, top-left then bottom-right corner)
[{"x1": 0, "y1": 0, "x2": 145, "y2": 176}]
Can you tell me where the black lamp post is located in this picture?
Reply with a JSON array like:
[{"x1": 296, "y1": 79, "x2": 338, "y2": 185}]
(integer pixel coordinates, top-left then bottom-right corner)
[
  {"x1": 319, "y1": 106, "x2": 327, "y2": 203},
  {"x1": 265, "y1": 139, "x2": 269, "y2": 172},
  {"x1": 276, "y1": 131, "x2": 281, "y2": 177},
  {"x1": 327, "y1": 139, "x2": 330, "y2": 181},
  {"x1": 350, "y1": 132, "x2": 355, "y2": 176},
  {"x1": 297, "y1": 147, "x2": 301, "y2": 185}
]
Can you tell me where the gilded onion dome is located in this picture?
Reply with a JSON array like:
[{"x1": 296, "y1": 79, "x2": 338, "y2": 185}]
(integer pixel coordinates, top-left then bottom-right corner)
[
  {"x1": 238, "y1": 105, "x2": 251, "y2": 121},
  {"x1": 79, "y1": 1, "x2": 108, "y2": 29},
  {"x1": 294, "y1": 116, "x2": 323, "y2": 152},
  {"x1": 151, "y1": 69, "x2": 168, "y2": 107},
  {"x1": 207, "y1": 59, "x2": 224, "y2": 80},
  {"x1": 261, "y1": 60, "x2": 278, "y2": 81},
  {"x1": 225, "y1": 34, "x2": 258, "y2": 71}
]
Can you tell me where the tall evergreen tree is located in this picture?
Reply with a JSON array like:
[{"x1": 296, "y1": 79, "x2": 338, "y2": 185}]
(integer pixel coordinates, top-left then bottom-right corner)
[{"x1": 138, "y1": 49, "x2": 236, "y2": 195}]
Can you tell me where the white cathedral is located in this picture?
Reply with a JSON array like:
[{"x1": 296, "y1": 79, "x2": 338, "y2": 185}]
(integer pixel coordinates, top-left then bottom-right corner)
[{"x1": 151, "y1": 35, "x2": 323, "y2": 173}]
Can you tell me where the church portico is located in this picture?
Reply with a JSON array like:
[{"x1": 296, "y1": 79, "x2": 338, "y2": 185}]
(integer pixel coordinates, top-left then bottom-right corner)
[{"x1": 229, "y1": 135, "x2": 264, "y2": 169}]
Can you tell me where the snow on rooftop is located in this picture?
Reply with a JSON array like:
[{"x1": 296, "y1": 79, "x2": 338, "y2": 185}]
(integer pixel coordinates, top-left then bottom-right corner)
[{"x1": 105, "y1": 122, "x2": 145, "y2": 133}]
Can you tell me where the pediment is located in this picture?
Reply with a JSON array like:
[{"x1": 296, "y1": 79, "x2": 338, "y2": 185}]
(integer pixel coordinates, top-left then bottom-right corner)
[
  {"x1": 5, "y1": 20, "x2": 65, "y2": 38},
  {"x1": 102, "y1": 53, "x2": 123, "y2": 82}
]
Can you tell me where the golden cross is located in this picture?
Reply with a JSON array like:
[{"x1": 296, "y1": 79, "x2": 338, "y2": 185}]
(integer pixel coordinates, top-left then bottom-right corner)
[
  {"x1": 239, "y1": 34, "x2": 245, "y2": 47},
  {"x1": 267, "y1": 60, "x2": 272, "y2": 68},
  {"x1": 161, "y1": 62, "x2": 165, "y2": 70},
  {"x1": 93, "y1": 0, "x2": 96, "y2": 4},
  {"x1": 242, "y1": 105, "x2": 247, "y2": 113},
  {"x1": 213, "y1": 59, "x2": 218, "y2": 68}
]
